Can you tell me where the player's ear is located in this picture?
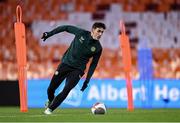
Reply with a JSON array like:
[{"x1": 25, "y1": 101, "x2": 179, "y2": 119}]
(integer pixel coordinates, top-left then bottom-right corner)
[
  {"x1": 92, "y1": 28, "x2": 97, "y2": 33},
  {"x1": 91, "y1": 28, "x2": 94, "y2": 35}
]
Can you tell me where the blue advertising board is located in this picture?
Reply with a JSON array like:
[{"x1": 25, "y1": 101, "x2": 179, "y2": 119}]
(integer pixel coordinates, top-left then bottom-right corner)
[{"x1": 28, "y1": 79, "x2": 180, "y2": 108}]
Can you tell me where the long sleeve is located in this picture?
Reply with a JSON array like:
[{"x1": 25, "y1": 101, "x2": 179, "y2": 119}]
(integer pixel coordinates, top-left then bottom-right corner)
[
  {"x1": 48, "y1": 25, "x2": 84, "y2": 37},
  {"x1": 86, "y1": 49, "x2": 102, "y2": 81}
]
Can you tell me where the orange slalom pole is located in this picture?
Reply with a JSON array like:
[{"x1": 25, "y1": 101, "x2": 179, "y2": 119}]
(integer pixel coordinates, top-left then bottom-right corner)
[
  {"x1": 14, "y1": 5, "x2": 28, "y2": 112},
  {"x1": 119, "y1": 20, "x2": 134, "y2": 111}
]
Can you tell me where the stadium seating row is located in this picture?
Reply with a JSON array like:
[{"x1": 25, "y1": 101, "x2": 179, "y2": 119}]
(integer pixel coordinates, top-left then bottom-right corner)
[{"x1": 0, "y1": 0, "x2": 179, "y2": 80}]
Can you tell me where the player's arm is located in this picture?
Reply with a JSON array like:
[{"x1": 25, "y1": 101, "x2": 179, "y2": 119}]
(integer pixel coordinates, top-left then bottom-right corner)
[
  {"x1": 41, "y1": 25, "x2": 84, "y2": 41},
  {"x1": 81, "y1": 49, "x2": 102, "y2": 91}
]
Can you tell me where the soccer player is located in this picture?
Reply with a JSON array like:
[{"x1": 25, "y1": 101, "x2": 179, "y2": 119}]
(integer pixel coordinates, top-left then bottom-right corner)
[{"x1": 41, "y1": 22, "x2": 106, "y2": 114}]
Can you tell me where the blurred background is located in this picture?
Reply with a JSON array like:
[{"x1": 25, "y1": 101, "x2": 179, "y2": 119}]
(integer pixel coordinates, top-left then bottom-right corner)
[{"x1": 0, "y1": 0, "x2": 179, "y2": 108}]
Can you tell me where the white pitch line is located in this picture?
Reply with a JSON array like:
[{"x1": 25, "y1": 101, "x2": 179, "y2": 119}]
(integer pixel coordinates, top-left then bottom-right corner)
[
  {"x1": 0, "y1": 115, "x2": 17, "y2": 118},
  {"x1": 0, "y1": 114, "x2": 60, "y2": 118}
]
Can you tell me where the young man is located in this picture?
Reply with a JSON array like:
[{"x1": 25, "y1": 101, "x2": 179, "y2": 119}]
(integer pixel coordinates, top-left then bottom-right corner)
[{"x1": 41, "y1": 22, "x2": 106, "y2": 114}]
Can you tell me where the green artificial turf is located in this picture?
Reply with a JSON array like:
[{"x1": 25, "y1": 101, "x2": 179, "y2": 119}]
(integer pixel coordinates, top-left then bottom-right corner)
[{"x1": 0, "y1": 107, "x2": 180, "y2": 122}]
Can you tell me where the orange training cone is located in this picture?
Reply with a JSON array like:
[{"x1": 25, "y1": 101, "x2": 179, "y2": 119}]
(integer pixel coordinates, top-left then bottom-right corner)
[
  {"x1": 14, "y1": 5, "x2": 28, "y2": 112},
  {"x1": 119, "y1": 20, "x2": 134, "y2": 111}
]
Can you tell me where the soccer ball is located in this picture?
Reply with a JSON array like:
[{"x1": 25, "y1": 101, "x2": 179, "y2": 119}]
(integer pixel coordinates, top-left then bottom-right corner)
[{"x1": 91, "y1": 102, "x2": 107, "y2": 115}]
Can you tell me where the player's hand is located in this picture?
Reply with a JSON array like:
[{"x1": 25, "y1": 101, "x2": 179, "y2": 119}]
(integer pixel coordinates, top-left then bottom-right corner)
[
  {"x1": 81, "y1": 80, "x2": 89, "y2": 92},
  {"x1": 41, "y1": 32, "x2": 49, "y2": 41}
]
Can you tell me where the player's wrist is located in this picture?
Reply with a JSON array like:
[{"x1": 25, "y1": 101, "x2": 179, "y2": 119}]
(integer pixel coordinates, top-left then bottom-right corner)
[{"x1": 44, "y1": 32, "x2": 51, "y2": 37}]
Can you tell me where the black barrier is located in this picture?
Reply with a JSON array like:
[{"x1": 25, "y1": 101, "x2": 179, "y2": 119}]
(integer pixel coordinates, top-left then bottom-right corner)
[{"x1": 0, "y1": 80, "x2": 20, "y2": 106}]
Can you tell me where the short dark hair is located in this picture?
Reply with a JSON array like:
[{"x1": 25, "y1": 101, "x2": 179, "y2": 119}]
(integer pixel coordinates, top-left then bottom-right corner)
[{"x1": 92, "y1": 22, "x2": 106, "y2": 30}]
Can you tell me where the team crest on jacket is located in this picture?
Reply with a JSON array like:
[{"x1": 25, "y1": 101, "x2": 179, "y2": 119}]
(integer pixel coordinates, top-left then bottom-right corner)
[
  {"x1": 91, "y1": 46, "x2": 96, "y2": 52},
  {"x1": 79, "y1": 36, "x2": 84, "y2": 43}
]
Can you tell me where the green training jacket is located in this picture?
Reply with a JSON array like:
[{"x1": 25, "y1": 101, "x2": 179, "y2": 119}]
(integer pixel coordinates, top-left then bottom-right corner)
[{"x1": 47, "y1": 25, "x2": 102, "y2": 81}]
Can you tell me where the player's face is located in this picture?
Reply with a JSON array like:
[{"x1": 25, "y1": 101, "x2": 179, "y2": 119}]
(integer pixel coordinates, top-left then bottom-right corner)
[{"x1": 91, "y1": 27, "x2": 105, "y2": 40}]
